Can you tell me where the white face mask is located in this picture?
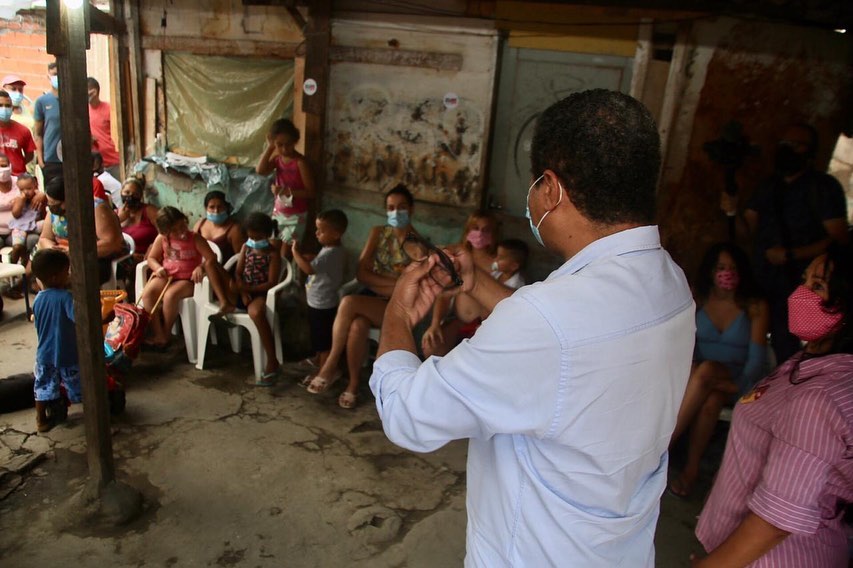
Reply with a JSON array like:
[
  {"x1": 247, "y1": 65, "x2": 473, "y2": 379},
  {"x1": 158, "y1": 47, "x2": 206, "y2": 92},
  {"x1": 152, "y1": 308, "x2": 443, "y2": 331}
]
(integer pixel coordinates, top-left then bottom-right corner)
[{"x1": 0, "y1": 166, "x2": 11, "y2": 183}]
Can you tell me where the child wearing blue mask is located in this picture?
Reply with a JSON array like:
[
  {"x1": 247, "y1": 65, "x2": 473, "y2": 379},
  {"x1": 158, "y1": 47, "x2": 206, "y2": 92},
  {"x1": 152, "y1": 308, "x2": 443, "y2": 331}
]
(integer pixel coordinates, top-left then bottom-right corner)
[{"x1": 221, "y1": 212, "x2": 283, "y2": 384}]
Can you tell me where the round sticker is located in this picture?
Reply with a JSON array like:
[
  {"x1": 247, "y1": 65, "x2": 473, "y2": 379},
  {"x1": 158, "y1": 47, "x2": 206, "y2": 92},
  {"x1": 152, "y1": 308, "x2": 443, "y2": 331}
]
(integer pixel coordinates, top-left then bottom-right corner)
[
  {"x1": 303, "y1": 78, "x2": 318, "y2": 96},
  {"x1": 443, "y1": 92, "x2": 459, "y2": 110}
]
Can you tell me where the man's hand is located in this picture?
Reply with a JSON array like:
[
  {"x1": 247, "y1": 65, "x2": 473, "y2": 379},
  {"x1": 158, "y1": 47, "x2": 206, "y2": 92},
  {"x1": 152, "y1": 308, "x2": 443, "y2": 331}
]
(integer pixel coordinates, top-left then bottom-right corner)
[
  {"x1": 765, "y1": 246, "x2": 787, "y2": 266},
  {"x1": 386, "y1": 255, "x2": 444, "y2": 328}
]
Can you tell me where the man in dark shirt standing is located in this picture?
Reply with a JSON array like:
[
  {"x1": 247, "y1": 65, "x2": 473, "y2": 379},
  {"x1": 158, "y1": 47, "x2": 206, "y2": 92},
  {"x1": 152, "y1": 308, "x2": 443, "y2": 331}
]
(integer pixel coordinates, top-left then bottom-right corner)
[{"x1": 723, "y1": 124, "x2": 849, "y2": 364}]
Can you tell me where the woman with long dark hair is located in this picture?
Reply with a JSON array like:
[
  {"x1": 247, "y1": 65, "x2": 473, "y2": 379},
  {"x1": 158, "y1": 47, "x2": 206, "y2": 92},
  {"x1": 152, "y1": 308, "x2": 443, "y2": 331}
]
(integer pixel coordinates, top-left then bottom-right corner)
[{"x1": 669, "y1": 242, "x2": 769, "y2": 498}]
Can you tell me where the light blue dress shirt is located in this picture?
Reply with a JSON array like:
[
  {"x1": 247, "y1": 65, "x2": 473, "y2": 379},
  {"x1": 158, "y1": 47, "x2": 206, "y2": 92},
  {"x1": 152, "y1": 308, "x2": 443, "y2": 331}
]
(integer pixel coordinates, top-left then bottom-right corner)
[{"x1": 370, "y1": 226, "x2": 695, "y2": 567}]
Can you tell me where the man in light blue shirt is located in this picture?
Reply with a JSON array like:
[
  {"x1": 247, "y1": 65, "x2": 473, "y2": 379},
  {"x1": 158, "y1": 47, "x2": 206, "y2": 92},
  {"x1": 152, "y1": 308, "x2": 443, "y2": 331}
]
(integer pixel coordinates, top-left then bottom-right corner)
[{"x1": 370, "y1": 89, "x2": 695, "y2": 567}]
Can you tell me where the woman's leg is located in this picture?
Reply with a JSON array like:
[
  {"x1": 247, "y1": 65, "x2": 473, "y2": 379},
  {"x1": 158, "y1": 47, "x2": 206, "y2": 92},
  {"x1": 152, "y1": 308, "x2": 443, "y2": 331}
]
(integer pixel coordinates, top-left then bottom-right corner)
[
  {"x1": 247, "y1": 296, "x2": 279, "y2": 374},
  {"x1": 677, "y1": 390, "x2": 729, "y2": 493},
  {"x1": 343, "y1": 316, "x2": 372, "y2": 396},
  {"x1": 671, "y1": 361, "x2": 733, "y2": 444},
  {"x1": 315, "y1": 295, "x2": 388, "y2": 380}
]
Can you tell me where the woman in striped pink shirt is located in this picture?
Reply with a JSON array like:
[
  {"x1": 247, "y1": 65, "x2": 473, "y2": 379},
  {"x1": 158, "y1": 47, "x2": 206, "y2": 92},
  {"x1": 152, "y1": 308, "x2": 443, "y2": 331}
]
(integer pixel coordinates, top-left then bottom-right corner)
[{"x1": 692, "y1": 243, "x2": 853, "y2": 567}]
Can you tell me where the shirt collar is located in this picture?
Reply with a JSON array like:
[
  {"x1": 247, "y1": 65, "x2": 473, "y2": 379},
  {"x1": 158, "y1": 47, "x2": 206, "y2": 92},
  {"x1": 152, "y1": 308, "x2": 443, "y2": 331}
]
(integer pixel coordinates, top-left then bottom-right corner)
[{"x1": 548, "y1": 225, "x2": 662, "y2": 280}]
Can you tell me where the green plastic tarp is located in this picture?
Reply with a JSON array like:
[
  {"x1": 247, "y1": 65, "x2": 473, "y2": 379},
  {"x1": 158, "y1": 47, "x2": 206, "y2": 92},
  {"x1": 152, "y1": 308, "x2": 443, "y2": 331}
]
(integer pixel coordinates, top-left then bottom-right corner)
[{"x1": 164, "y1": 52, "x2": 294, "y2": 166}]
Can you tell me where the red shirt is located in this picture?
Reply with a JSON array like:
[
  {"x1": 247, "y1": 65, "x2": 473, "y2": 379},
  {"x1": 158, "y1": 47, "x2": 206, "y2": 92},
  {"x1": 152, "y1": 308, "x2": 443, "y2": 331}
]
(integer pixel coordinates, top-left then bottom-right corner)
[
  {"x1": 0, "y1": 119, "x2": 36, "y2": 175},
  {"x1": 88, "y1": 101, "x2": 120, "y2": 167}
]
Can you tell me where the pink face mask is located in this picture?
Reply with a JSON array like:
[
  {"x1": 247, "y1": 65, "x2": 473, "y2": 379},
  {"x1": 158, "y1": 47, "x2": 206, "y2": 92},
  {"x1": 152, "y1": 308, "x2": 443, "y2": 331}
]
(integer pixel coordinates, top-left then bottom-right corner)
[
  {"x1": 466, "y1": 229, "x2": 492, "y2": 250},
  {"x1": 787, "y1": 285, "x2": 843, "y2": 342},
  {"x1": 714, "y1": 269, "x2": 739, "y2": 291}
]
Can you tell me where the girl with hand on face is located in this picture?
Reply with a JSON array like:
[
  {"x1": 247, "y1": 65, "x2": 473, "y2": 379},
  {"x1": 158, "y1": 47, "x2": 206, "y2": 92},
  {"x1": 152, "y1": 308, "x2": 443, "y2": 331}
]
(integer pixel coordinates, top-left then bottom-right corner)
[
  {"x1": 692, "y1": 243, "x2": 853, "y2": 568},
  {"x1": 118, "y1": 174, "x2": 159, "y2": 263},
  {"x1": 669, "y1": 243, "x2": 769, "y2": 499}
]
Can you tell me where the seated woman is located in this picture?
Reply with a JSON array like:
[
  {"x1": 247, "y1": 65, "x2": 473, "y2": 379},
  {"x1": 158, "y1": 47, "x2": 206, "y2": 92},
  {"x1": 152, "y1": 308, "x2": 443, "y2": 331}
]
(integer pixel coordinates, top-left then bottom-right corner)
[
  {"x1": 668, "y1": 243, "x2": 768, "y2": 499},
  {"x1": 306, "y1": 184, "x2": 417, "y2": 409},
  {"x1": 118, "y1": 174, "x2": 159, "y2": 262},
  {"x1": 693, "y1": 243, "x2": 853, "y2": 567},
  {"x1": 37, "y1": 175, "x2": 125, "y2": 285},
  {"x1": 193, "y1": 190, "x2": 244, "y2": 264}
]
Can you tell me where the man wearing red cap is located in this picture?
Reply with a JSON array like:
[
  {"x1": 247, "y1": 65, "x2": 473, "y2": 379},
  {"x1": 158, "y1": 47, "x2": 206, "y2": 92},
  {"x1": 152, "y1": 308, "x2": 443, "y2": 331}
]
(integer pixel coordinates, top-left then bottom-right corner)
[{"x1": 0, "y1": 87, "x2": 36, "y2": 176}]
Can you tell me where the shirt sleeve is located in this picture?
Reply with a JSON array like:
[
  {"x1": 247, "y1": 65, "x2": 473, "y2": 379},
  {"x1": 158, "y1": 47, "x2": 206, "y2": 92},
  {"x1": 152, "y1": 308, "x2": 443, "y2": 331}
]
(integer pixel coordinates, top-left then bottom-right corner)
[
  {"x1": 33, "y1": 98, "x2": 44, "y2": 122},
  {"x1": 369, "y1": 292, "x2": 560, "y2": 453},
  {"x1": 815, "y1": 174, "x2": 848, "y2": 221},
  {"x1": 22, "y1": 127, "x2": 36, "y2": 154},
  {"x1": 748, "y1": 388, "x2": 846, "y2": 535}
]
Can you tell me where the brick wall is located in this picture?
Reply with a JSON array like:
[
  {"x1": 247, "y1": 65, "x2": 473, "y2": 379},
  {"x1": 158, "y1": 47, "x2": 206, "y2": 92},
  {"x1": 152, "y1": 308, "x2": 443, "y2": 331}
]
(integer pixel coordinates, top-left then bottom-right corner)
[{"x1": 0, "y1": 12, "x2": 52, "y2": 98}]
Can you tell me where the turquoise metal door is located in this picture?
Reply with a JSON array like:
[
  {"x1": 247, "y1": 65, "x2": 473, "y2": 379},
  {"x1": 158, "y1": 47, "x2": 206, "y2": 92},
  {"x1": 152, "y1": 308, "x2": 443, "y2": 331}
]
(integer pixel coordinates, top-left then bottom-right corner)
[{"x1": 488, "y1": 47, "x2": 633, "y2": 216}]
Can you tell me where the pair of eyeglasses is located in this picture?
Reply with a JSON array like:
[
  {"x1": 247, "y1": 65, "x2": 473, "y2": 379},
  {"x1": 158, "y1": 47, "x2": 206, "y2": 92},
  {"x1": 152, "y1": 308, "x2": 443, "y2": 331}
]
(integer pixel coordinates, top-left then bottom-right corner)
[{"x1": 402, "y1": 232, "x2": 463, "y2": 289}]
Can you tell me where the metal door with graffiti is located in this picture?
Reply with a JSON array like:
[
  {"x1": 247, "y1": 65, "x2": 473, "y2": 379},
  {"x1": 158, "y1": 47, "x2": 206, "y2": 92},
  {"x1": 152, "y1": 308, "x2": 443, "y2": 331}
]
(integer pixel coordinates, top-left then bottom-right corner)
[{"x1": 488, "y1": 47, "x2": 633, "y2": 216}]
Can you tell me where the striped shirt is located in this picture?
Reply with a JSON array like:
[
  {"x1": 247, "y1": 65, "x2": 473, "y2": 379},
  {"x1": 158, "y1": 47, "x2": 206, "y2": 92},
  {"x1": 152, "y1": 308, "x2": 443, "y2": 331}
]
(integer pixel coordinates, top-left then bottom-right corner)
[{"x1": 696, "y1": 352, "x2": 853, "y2": 567}]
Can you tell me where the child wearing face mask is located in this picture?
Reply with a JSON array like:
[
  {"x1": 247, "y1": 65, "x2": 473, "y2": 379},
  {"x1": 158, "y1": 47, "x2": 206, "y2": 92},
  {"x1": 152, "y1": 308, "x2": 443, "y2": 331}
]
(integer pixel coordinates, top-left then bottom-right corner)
[
  {"x1": 255, "y1": 119, "x2": 315, "y2": 256},
  {"x1": 8, "y1": 173, "x2": 44, "y2": 266},
  {"x1": 141, "y1": 206, "x2": 232, "y2": 351},
  {"x1": 218, "y1": 212, "x2": 283, "y2": 384},
  {"x1": 667, "y1": 243, "x2": 769, "y2": 500}
]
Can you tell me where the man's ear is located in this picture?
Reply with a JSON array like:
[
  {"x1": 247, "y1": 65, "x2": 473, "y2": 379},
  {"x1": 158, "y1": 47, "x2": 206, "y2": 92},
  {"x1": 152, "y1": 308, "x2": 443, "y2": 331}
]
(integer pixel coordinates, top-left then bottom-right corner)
[{"x1": 541, "y1": 169, "x2": 565, "y2": 208}]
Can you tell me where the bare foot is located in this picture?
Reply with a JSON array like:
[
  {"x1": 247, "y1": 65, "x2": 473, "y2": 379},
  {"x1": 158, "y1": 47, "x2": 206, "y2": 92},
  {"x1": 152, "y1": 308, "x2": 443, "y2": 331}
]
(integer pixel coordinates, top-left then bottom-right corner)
[{"x1": 216, "y1": 303, "x2": 236, "y2": 316}]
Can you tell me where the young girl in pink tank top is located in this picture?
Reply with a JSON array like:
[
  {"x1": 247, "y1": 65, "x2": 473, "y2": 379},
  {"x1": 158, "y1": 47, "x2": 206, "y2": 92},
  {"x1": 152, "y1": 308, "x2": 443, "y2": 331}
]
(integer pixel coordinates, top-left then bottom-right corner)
[
  {"x1": 255, "y1": 119, "x2": 314, "y2": 256},
  {"x1": 140, "y1": 206, "x2": 232, "y2": 351}
]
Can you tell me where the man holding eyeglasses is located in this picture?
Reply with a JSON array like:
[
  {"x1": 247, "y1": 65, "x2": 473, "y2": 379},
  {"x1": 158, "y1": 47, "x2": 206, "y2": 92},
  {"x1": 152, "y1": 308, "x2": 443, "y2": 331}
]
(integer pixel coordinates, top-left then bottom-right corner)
[{"x1": 370, "y1": 89, "x2": 695, "y2": 567}]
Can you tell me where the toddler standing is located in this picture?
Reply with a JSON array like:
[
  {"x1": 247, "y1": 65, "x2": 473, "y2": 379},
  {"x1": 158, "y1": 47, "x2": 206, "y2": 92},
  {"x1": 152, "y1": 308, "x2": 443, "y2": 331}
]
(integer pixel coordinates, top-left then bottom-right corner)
[
  {"x1": 292, "y1": 209, "x2": 348, "y2": 378},
  {"x1": 30, "y1": 248, "x2": 78, "y2": 432},
  {"x1": 255, "y1": 119, "x2": 314, "y2": 254}
]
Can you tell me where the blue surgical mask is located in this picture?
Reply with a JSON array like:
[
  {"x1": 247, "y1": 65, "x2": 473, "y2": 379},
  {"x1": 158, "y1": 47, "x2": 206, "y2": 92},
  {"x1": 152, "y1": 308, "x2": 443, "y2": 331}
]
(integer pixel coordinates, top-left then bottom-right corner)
[
  {"x1": 525, "y1": 174, "x2": 562, "y2": 247},
  {"x1": 50, "y1": 75, "x2": 59, "y2": 90},
  {"x1": 0, "y1": 107, "x2": 11, "y2": 122},
  {"x1": 246, "y1": 238, "x2": 269, "y2": 249},
  {"x1": 8, "y1": 91, "x2": 23, "y2": 107},
  {"x1": 387, "y1": 209, "x2": 410, "y2": 228},
  {"x1": 206, "y1": 211, "x2": 228, "y2": 225}
]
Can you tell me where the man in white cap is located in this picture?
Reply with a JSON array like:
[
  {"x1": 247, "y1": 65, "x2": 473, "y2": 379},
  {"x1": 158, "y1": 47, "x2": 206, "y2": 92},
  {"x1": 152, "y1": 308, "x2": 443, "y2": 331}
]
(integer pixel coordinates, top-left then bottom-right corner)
[{"x1": 1, "y1": 75, "x2": 33, "y2": 131}]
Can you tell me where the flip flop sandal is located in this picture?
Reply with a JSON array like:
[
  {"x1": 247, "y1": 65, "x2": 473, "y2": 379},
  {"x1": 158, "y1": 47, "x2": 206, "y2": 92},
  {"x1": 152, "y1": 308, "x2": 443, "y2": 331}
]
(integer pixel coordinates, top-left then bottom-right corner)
[
  {"x1": 306, "y1": 372, "x2": 341, "y2": 394},
  {"x1": 255, "y1": 369, "x2": 280, "y2": 387},
  {"x1": 208, "y1": 313, "x2": 238, "y2": 328},
  {"x1": 338, "y1": 391, "x2": 357, "y2": 409},
  {"x1": 298, "y1": 374, "x2": 314, "y2": 389}
]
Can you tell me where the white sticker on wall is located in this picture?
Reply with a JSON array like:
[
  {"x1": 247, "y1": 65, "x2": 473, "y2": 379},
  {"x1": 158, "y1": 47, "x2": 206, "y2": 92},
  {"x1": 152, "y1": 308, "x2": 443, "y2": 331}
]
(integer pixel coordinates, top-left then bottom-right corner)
[
  {"x1": 303, "y1": 78, "x2": 318, "y2": 96},
  {"x1": 443, "y1": 92, "x2": 459, "y2": 110}
]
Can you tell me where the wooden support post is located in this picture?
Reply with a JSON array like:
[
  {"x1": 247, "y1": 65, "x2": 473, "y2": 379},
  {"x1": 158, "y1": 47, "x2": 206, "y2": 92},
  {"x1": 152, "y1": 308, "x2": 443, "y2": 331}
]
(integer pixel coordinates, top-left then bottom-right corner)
[
  {"x1": 53, "y1": 0, "x2": 114, "y2": 489},
  {"x1": 122, "y1": 0, "x2": 144, "y2": 165},
  {"x1": 300, "y1": 0, "x2": 330, "y2": 249}
]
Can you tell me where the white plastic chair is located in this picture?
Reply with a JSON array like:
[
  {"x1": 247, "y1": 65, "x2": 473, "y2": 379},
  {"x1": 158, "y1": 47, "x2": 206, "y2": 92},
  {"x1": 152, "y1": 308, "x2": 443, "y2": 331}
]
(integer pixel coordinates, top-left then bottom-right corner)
[
  {"x1": 134, "y1": 240, "x2": 222, "y2": 364},
  {"x1": 195, "y1": 254, "x2": 294, "y2": 380},
  {"x1": 103, "y1": 233, "x2": 136, "y2": 290}
]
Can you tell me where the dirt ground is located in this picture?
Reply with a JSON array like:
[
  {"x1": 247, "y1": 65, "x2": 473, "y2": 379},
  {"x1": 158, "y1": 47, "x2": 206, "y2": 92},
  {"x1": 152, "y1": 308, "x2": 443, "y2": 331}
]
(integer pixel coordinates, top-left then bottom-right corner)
[{"x1": 0, "y1": 293, "x2": 707, "y2": 567}]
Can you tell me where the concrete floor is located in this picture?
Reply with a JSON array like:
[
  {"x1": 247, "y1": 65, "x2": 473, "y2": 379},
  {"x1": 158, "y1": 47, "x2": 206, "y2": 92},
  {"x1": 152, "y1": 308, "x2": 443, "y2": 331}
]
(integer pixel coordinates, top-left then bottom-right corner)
[{"x1": 0, "y1": 293, "x2": 708, "y2": 567}]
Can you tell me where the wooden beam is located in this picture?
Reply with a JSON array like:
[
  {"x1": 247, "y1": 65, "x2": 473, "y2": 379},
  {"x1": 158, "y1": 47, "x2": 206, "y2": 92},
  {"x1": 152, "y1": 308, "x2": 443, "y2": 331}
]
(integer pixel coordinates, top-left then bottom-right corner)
[
  {"x1": 90, "y1": 4, "x2": 126, "y2": 35},
  {"x1": 657, "y1": 21, "x2": 691, "y2": 191},
  {"x1": 140, "y1": 35, "x2": 300, "y2": 59},
  {"x1": 53, "y1": 0, "x2": 115, "y2": 487},
  {"x1": 286, "y1": 5, "x2": 306, "y2": 30},
  {"x1": 629, "y1": 18, "x2": 652, "y2": 100},
  {"x1": 122, "y1": 0, "x2": 144, "y2": 165},
  {"x1": 329, "y1": 45, "x2": 463, "y2": 71}
]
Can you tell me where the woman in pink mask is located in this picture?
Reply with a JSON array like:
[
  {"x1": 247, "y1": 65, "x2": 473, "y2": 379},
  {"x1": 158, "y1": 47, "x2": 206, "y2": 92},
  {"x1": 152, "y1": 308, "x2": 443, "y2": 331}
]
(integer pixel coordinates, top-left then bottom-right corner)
[
  {"x1": 669, "y1": 243, "x2": 769, "y2": 499},
  {"x1": 692, "y1": 243, "x2": 853, "y2": 567}
]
